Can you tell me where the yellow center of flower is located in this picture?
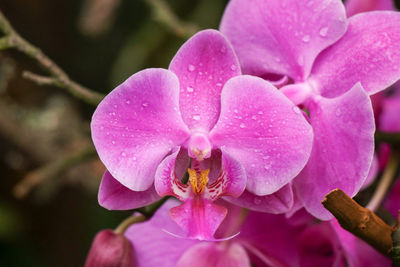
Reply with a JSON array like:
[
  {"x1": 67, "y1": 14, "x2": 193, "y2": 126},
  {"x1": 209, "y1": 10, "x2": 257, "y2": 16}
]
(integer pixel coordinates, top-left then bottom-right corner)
[{"x1": 188, "y1": 168, "x2": 209, "y2": 195}]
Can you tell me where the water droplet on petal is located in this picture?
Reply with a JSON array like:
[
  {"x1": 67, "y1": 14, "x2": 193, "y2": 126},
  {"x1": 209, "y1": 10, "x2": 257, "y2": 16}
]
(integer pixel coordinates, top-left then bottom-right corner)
[
  {"x1": 258, "y1": 111, "x2": 263, "y2": 115},
  {"x1": 292, "y1": 106, "x2": 301, "y2": 114},
  {"x1": 126, "y1": 100, "x2": 131, "y2": 104},
  {"x1": 251, "y1": 115, "x2": 257, "y2": 120},
  {"x1": 187, "y1": 86, "x2": 194, "y2": 92},
  {"x1": 142, "y1": 103, "x2": 149, "y2": 107},
  {"x1": 193, "y1": 115, "x2": 201, "y2": 121},
  {"x1": 121, "y1": 152, "x2": 126, "y2": 157},
  {"x1": 234, "y1": 109, "x2": 239, "y2": 113},
  {"x1": 302, "y1": 35, "x2": 311, "y2": 43},
  {"x1": 239, "y1": 123, "x2": 246, "y2": 128},
  {"x1": 319, "y1": 27, "x2": 328, "y2": 37},
  {"x1": 188, "y1": 64, "x2": 196, "y2": 72}
]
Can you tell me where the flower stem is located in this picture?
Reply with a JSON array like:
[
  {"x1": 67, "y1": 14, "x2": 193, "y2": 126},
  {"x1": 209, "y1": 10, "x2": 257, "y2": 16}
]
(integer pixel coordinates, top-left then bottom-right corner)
[
  {"x1": 366, "y1": 152, "x2": 399, "y2": 212},
  {"x1": 113, "y1": 215, "x2": 147, "y2": 235}
]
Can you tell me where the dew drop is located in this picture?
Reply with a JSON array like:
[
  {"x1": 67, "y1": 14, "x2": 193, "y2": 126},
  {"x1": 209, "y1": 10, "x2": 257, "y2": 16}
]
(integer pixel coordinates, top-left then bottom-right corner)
[
  {"x1": 216, "y1": 82, "x2": 223, "y2": 87},
  {"x1": 251, "y1": 115, "x2": 257, "y2": 120},
  {"x1": 193, "y1": 115, "x2": 201, "y2": 121},
  {"x1": 121, "y1": 152, "x2": 126, "y2": 157},
  {"x1": 251, "y1": 163, "x2": 256, "y2": 168},
  {"x1": 126, "y1": 100, "x2": 131, "y2": 104},
  {"x1": 302, "y1": 35, "x2": 311, "y2": 43},
  {"x1": 142, "y1": 102, "x2": 149, "y2": 107},
  {"x1": 258, "y1": 111, "x2": 263, "y2": 115},
  {"x1": 319, "y1": 27, "x2": 328, "y2": 37},
  {"x1": 111, "y1": 140, "x2": 115, "y2": 144},
  {"x1": 234, "y1": 109, "x2": 239, "y2": 113},
  {"x1": 239, "y1": 123, "x2": 246, "y2": 128},
  {"x1": 188, "y1": 64, "x2": 196, "y2": 72},
  {"x1": 292, "y1": 106, "x2": 301, "y2": 114},
  {"x1": 187, "y1": 86, "x2": 194, "y2": 92}
]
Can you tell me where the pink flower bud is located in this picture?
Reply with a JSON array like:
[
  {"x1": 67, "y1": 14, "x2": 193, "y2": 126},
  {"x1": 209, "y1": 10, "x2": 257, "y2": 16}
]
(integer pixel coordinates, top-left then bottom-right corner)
[{"x1": 85, "y1": 229, "x2": 134, "y2": 267}]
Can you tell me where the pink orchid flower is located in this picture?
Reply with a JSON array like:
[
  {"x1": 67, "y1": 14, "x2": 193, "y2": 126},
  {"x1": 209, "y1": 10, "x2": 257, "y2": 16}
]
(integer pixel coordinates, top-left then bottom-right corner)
[
  {"x1": 124, "y1": 200, "x2": 390, "y2": 267},
  {"x1": 220, "y1": 0, "x2": 400, "y2": 219},
  {"x1": 91, "y1": 30, "x2": 313, "y2": 240}
]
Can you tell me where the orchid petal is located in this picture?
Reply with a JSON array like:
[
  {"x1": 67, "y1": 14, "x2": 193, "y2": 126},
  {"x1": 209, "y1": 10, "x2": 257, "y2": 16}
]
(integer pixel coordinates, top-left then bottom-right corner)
[
  {"x1": 210, "y1": 75, "x2": 313, "y2": 195},
  {"x1": 169, "y1": 198, "x2": 227, "y2": 240},
  {"x1": 177, "y1": 242, "x2": 251, "y2": 267},
  {"x1": 220, "y1": 0, "x2": 347, "y2": 81},
  {"x1": 346, "y1": 0, "x2": 395, "y2": 17},
  {"x1": 331, "y1": 219, "x2": 391, "y2": 267},
  {"x1": 311, "y1": 12, "x2": 400, "y2": 98},
  {"x1": 385, "y1": 178, "x2": 400, "y2": 218},
  {"x1": 154, "y1": 148, "x2": 190, "y2": 200},
  {"x1": 169, "y1": 29, "x2": 240, "y2": 132},
  {"x1": 298, "y1": 223, "x2": 346, "y2": 267},
  {"x1": 362, "y1": 154, "x2": 379, "y2": 190},
  {"x1": 223, "y1": 184, "x2": 293, "y2": 214},
  {"x1": 98, "y1": 171, "x2": 161, "y2": 210},
  {"x1": 125, "y1": 200, "x2": 198, "y2": 267},
  {"x1": 294, "y1": 83, "x2": 375, "y2": 220},
  {"x1": 380, "y1": 93, "x2": 400, "y2": 132},
  {"x1": 208, "y1": 149, "x2": 247, "y2": 200},
  {"x1": 91, "y1": 68, "x2": 190, "y2": 191}
]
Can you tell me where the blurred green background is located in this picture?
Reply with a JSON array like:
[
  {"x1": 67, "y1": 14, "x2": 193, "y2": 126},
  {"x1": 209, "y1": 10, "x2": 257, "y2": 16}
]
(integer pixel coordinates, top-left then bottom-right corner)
[{"x1": 0, "y1": 0, "x2": 227, "y2": 266}]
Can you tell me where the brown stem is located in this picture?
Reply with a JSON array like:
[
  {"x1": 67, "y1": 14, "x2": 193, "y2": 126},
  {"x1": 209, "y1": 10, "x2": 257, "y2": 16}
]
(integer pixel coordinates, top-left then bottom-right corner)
[
  {"x1": 322, "y1": 189, "x2": 395, "y2": 255},
  {"x1": 13, "y1": 146, "x2": 98, "y2": 198},
  {"x1": 0, "y1": 9, "x2": 104, "y2": 105}
]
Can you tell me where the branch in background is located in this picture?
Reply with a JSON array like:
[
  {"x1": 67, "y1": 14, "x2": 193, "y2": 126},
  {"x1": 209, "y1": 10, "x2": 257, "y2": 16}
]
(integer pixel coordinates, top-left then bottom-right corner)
[
  {"x1": 78, "y1": 0, "x2": 121, "y2": 37},
  {"x1": 144, "y1": 0, "x2": 199, "y2": 38},
  {"x1": 322, "y1": 189, "x2": 396, "y2": 255},
  {"x1": 367, "y1": 152, "x2": 399, "y2": 212},
  {"x1": 0, "y1": 9, "x2": 104, "y2": 105},
  {"x1": 13, "y1": 147, "x2": 98, "y2": 199}
]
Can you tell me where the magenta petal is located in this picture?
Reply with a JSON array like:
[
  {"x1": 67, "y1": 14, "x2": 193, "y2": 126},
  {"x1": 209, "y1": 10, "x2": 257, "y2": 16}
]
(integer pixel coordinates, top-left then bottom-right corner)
[
  {"x1": 223, "y1": 184, "x2": 293, "y2": 214},
  {"x1": 91, "y1": 68, "x2": 190, "y2": 191},
  {"x1": 384, "y1": 178, "x2": 400, "y2": 218},
  {"x1": 169, "y1": 30, "x2": 240, "y2": 132},
  {"x1": 295, "y1": 83, "x2": 375, "y2": 220},
  {"x1": 125, "y1": 200, "x2": 198, "y2": 267},
  {"x1": 380, "y1": 93, "x2": 400, "y2": 132},
  {"x1": 98, "y1": 171, "x2": 161, "y2": 210},
  {"x1": 346, "y1": 0, "x2": 395, "y2": 17},
  {"x1": 169, "y1": 198, "x2": 227, "y2": 240},
  {"x1": 220, "y1": 0, "x2": 347, "y2": 81},
  {"x1": 209, "y1": 150, "x2": 247, "y2": 199},
  {"x1": 362, "y1": 154, "x2": 379, "y2": 190},
  {"x1": 154, "y1": 148, "x2": 189, "y2": 200},
  {"x1": 210, "y1": 75, "x2": 313, "y2": 195},
  {"x1": 331, "y1": 220, "x2": 391, "y2": 267},
  {"x1": 177, "y1": 242, "x2": 250, "y2": 267},
  {"x1": 311, "y1": 12, "x2": 400, "y2": 98}
]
